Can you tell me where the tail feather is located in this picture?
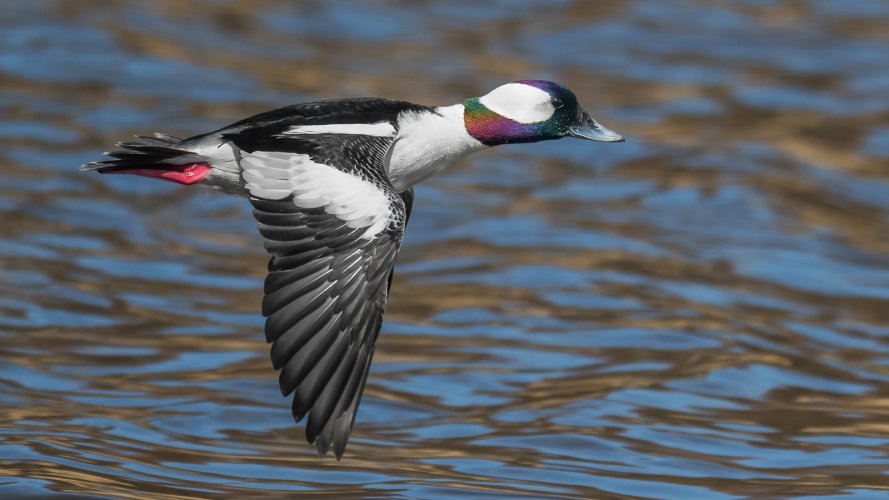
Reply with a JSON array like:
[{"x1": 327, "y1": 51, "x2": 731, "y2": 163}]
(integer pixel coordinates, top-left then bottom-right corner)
[
  {"x1": 81, "y1": 132, "x2": 189, "y2": 171},
  {"x1": 82, "y1": 132, "x2": 212, "y2": 186}
]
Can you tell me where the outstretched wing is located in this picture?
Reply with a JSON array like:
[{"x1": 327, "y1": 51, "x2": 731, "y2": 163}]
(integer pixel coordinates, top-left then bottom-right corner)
[{"x1": 236, "y1": 130, "x2": 410, "y2": 459}]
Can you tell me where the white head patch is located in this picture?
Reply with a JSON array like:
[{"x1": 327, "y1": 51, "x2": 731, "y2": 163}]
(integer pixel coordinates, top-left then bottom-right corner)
[{"x1": 478, "y1": 82, "x2": 555, "y2": 124}]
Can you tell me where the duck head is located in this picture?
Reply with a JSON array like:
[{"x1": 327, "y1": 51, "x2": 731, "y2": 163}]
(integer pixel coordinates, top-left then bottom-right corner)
[{"x1": 464, "y1": 80, "x2": 623, "y2": 146}]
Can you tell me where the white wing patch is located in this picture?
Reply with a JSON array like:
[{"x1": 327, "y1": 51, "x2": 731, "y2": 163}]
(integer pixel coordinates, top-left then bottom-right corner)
[
  {"x1": 241, "y1": 151, "x2": 392, "y2": 239},
  {"x1": 281, "y1": 122, "x2": 396, "y2": 137},
  {"x1": 478, "y1": 82, "x2": 554, "y2": 124}
]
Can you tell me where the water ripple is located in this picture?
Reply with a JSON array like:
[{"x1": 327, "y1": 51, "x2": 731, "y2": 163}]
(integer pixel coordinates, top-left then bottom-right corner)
[{"x1": 2, "y1": 0, "x2": 889, "y2": 498}]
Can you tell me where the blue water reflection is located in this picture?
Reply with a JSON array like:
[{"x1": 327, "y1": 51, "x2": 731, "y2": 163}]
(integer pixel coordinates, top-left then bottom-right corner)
[{"x1": 2, "y1": 0, "x2": 889, "y2": 498}]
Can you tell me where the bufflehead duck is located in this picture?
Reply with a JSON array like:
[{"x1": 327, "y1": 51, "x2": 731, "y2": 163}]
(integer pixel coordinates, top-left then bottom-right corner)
[{"x1": 83, "y1": 80, "x2": 623, "y2": 459}]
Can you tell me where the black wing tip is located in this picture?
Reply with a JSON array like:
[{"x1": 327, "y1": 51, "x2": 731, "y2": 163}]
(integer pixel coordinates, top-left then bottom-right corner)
[
  {"x1": 278, "y1": 374, "x2": 292, "y2": 395},
  {"x1": 333, "y1": 441, "x2": 346, "y2": 460},
  {"x1": 313, "y1": 442, "x2": 345, "y2": 461},
  {"x1": 310, "y1": 422, "x2": 349, "y2": 460},
  {"x1": 314, "y1": 434, "x2": 333, "y2": 458},
  {"x1": 305, "y1": 420, "x2": 336, "y2": 459}
]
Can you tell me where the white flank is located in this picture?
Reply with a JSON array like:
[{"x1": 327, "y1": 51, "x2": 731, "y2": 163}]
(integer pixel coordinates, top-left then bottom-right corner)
[
  {"x1": 175, "y1": 138, "x2": 243, "y2": 194},
  {"x1": 387, "y1": 104, "x2": 485, "y2": 191},
  {"x1": 241, "y1": 151, "x2": 392, "y2": 239},
  {"x1": 281, "y1": 122, "x2": 396, "y2": 137},
  {"x1": 478, "y1": 82, "x2": 554, "y2": 124},
  {"x1": 191, "y1": 141, "x2": 239, "y2": 172}
]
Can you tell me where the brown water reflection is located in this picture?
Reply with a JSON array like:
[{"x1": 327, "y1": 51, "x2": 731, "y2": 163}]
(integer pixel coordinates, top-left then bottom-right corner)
[{"x1": 2, "y1": 0, "x2": 889, "y2": 498}]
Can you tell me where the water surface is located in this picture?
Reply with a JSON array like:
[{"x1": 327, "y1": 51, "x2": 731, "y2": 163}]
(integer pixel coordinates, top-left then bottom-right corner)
[{"x1": 2, "y1": 1, "x2": 889, "y2": 498}]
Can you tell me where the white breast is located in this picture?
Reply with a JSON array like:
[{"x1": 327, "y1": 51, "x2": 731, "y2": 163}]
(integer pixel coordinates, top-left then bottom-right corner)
[
  {"x1": 241, "y1": 151, "x2": 392, "y2": 239},
  {"x1": 387, "y1": 104, "x2": 484, "y2": 192}
]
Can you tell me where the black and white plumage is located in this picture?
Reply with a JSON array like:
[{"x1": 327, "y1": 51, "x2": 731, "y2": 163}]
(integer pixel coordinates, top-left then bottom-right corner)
[{"x1": 83, "y1": 80, "x2": 623, "y2": 459}]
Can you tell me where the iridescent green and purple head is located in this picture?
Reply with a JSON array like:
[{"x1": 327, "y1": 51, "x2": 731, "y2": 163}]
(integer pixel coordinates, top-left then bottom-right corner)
[{"x1": 464, "y1": 80, "x2": 623, "y2": 146}]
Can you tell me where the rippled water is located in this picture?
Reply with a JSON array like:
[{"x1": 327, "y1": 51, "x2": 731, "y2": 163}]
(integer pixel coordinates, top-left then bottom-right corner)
[{"x1": 3, "y1": 1, "x2": 889, "y2": 498}]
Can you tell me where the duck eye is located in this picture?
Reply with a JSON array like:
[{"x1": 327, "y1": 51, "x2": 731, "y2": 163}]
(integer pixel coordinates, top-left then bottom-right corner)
[{"x1": 552, "y1": 97, "x2": 564, "y2": 109}]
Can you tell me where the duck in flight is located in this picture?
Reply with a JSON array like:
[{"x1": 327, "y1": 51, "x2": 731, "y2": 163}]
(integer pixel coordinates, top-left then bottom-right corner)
[{"x1": 83, "y1": 80, "x2": 624, "y2": 459}]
